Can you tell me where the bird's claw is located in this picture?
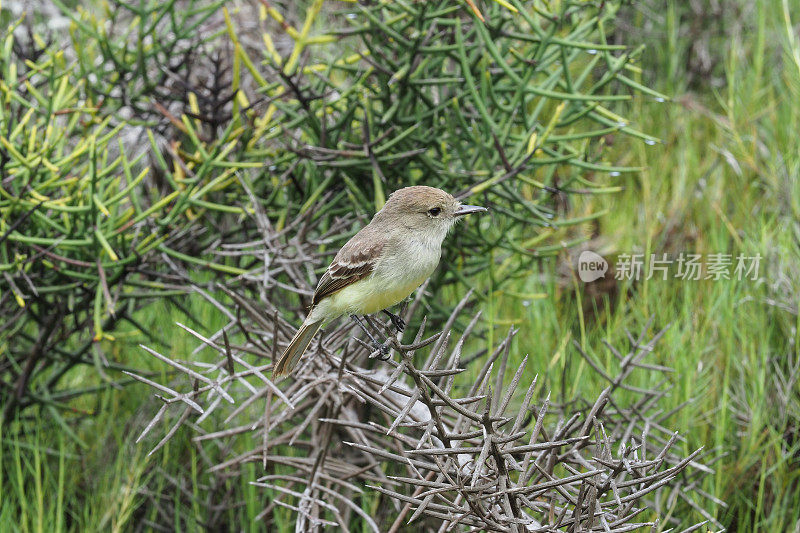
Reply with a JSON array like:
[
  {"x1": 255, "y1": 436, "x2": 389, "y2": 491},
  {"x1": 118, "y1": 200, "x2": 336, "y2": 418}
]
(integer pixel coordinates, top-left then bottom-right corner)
[
  {"x1": 351, "y1": 314, "x2": 394, "y2": 361},
  {"x1": 372, "y1": 341, "x2": 392, "y2": 361},
  {"x1": 384, "y1": 311, "x2": 406, "y2": 333}
]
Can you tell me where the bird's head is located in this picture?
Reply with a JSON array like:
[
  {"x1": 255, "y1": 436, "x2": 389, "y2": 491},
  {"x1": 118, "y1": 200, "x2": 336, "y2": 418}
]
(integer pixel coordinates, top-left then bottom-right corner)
[{"x1": 373, "y1": 186, "x2": 487, "y2": 242}]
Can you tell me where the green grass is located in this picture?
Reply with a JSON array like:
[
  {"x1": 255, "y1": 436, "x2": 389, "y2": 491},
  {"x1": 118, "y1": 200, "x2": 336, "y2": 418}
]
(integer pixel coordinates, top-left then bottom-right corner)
[
  {"x1": 2, "y1": 0, "x2": 800, "y2": 531},
  {"x1": 484, "y1": 1, "x2": 800, "y2": 529},
  {"x1": 0, "y1": 295, "x2": 252, "y2": 531}
]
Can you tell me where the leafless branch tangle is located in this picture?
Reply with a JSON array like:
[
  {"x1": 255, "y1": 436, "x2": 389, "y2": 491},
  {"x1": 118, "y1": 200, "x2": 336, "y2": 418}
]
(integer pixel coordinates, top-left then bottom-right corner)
[{"x1": 133, "y1": 308, "x2": 719, "y2": 530}]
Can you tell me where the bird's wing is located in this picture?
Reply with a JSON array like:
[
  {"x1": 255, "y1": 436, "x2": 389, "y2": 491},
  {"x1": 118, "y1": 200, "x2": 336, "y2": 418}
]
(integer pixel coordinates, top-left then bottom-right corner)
[{"x1": 312, "y1": 228, "x2": 386, "y2": 306}]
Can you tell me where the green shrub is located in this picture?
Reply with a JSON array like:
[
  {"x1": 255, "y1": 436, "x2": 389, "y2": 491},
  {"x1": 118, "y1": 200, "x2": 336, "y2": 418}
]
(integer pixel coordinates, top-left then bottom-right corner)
[
  {"x1": 0, "y1": 11, "x2": 245, "y2": 420},
  {"x1": 1, "y1": 0, "x2": 661, "y2": 423}
]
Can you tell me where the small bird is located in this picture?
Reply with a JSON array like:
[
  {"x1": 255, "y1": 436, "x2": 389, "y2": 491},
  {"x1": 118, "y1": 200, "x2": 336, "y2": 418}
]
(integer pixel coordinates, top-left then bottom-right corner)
[{"x1": 272, "y1": 186, "x2": 487, "y2": 377}]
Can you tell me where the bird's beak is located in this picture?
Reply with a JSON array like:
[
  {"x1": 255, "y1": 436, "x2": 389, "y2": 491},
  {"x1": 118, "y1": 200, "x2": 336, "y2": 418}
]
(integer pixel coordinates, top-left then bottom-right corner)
[{"x1": 454, "y1": 204, "x2": 488, "y2": 217}]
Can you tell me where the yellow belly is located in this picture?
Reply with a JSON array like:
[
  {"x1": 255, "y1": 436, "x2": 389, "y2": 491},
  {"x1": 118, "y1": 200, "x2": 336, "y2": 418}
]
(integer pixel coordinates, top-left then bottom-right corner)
[{"x1": 325, "y1": 274, "x2": 427, "y2": 317}]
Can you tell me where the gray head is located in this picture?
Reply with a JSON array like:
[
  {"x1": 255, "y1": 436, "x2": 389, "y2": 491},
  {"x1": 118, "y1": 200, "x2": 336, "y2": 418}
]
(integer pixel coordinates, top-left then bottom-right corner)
[{"x1": 372, "y1": 186, "x2": 487, "y2": 241}]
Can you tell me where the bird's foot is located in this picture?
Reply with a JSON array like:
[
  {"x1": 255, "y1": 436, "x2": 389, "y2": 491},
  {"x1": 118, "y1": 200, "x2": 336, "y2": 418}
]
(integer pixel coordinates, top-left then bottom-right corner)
[
  {"x1": 383, "y1": 310, "x2": 406, "y2": 333},
  {"x1": 350, "y1": 314, "x2": 393, "y2": 361},
  {"x1": 372, "y1": 340, "x2": 392, "y2": 361}
]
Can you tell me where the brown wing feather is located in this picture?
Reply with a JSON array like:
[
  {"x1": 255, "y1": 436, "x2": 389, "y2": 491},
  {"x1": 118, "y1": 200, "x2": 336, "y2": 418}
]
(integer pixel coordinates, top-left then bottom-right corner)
[{"x1": 312, "y1": 228, "x2": 386, "y2": 306}]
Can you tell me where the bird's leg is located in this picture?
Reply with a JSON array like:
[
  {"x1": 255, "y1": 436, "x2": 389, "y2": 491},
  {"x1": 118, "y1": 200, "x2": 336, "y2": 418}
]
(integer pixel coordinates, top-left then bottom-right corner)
[
  {"x1": 383, "y1": 310, "x2": 406, "y2": 333},
  {"x1": 350, "y1": 315, "x2": 391, "y2": 359}
]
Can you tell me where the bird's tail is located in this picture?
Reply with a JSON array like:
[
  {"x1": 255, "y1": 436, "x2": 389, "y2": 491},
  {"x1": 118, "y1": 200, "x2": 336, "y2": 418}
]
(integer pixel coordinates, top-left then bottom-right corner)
[{"x1": 273, "y1": 319, "x2": 323, "y2": 377}]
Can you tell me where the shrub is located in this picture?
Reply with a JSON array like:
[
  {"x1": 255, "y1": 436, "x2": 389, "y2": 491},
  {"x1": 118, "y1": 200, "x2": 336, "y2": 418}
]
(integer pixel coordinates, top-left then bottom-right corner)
[
  {"x1": 0, "y1": 10, "x2": 245, "y2": 421},
  {"x1": 2, "y1": 0, "x2": 663, "y2": 420}
]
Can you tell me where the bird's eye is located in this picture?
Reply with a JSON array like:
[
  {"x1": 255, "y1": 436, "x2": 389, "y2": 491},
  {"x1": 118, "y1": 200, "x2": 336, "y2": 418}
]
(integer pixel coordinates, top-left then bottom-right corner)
[{"x1": 428, "y1": 207, "x2": 441, "y2": 217}]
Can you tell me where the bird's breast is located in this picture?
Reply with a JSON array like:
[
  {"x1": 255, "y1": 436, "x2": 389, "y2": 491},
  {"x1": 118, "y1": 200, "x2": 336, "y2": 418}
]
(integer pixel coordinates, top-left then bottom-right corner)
[{"x1": 323, "y1": 238, "x2": 441, "y2": 317}]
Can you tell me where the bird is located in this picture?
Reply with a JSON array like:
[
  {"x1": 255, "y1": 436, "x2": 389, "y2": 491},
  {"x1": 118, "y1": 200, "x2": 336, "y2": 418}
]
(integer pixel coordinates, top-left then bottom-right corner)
[{"x1": 272, "y1": 185, "x2": 487, "y2": 377}]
